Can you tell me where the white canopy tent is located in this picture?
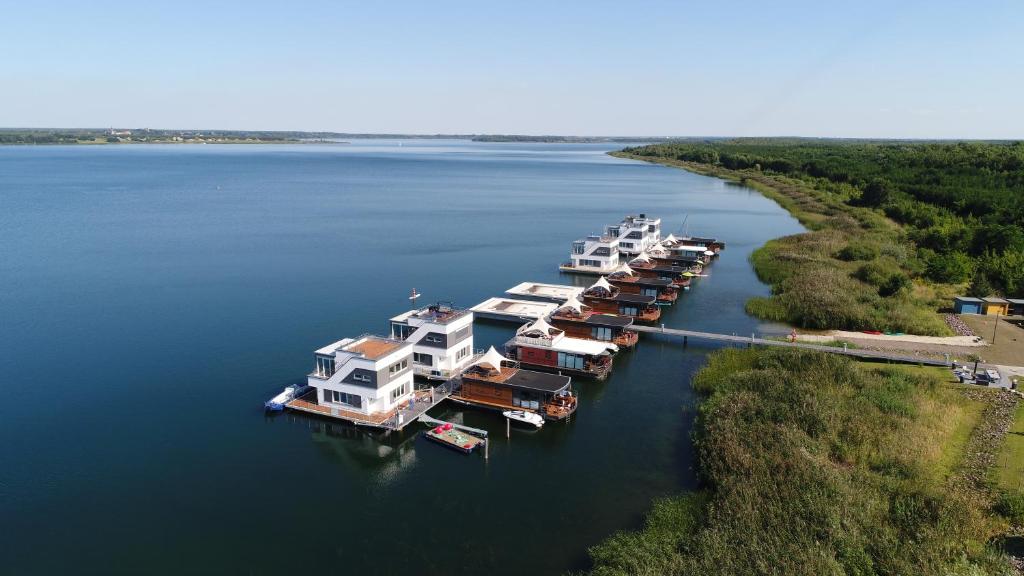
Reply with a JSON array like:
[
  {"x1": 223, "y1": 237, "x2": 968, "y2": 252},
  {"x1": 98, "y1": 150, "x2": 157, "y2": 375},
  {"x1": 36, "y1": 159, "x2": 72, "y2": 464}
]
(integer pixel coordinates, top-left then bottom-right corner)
[{"x1": 472, "y1": 346, "x2": 510, "y2": 372}]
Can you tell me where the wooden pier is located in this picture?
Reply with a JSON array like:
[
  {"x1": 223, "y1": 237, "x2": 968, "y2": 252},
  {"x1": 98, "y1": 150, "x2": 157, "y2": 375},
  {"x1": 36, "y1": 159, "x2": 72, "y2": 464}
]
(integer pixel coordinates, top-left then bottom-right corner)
[{"x1": 629, "y1": 324, "x2": 951, "y2": 366}]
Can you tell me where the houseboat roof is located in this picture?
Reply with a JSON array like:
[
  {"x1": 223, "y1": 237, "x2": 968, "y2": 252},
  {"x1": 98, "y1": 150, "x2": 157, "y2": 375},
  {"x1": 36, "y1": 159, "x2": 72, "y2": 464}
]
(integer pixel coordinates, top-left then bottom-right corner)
[
  {"x1": 470, "y1": 297, "x2": 559, "y2": 322},
  {"x1": 610, "y1": 293, "x2": 657, "y2": 304},
  {"x1": 673, "y1": 244, "x2": 709, "y2": 252},
  {"x1": 1007, "y1": 298, "x2": 1024, "y2": 305},
  {"x1": 315, "y1": 338, "x2": 355, "y2": 356},
  {"x1": 463, "y1": 364, "x2": 572, "y2": 393},
  {"x1": 499, "y1": 370, "x2": 572, "y2": 393},
  {"x1": 389, "y1": 302, "x2": 470, "y2": 325},
  {"x1": 343, "y1": 336, "x2": 408, "y2": 360},
  {"x1": 610, "y1": 275, "x2": 673, "y2": 287},
  {"x1": 580, "y1": 314, "x2": 634, "y2": 327},
  {"x1": 506, "y1": 282, "x2": 584, "y2": 302}
]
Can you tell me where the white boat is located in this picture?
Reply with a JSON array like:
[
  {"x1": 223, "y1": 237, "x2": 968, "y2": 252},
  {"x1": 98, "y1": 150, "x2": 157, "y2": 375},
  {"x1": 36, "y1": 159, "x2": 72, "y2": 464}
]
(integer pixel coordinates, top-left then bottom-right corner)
[
  {"x1": 265, "y1": 384, "x2": 303, "y2": 411},
  {"x1": 502, "y1": 409, "x2": 544, "y2": 428}
]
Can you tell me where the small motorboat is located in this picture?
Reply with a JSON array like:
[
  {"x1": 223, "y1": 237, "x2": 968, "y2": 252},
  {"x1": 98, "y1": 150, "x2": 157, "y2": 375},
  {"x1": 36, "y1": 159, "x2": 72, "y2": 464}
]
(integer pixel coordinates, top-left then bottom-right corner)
[
  {"x1": 265, "y1": 384, "x2": 302, "y2": 411},
  {"x1": 503, "y1": 410, "x2": 544, "y2": 428}
]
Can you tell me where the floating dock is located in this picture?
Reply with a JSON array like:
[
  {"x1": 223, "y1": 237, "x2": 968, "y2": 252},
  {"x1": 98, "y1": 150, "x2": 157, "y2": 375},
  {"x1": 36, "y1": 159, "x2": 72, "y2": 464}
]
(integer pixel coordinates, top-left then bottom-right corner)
[
  {"x1": 505, "y1": 281, "x2": 583, "y2": 302},
  {"x1": 470, "y1": 297, "x2": 558, "y2": 322}
]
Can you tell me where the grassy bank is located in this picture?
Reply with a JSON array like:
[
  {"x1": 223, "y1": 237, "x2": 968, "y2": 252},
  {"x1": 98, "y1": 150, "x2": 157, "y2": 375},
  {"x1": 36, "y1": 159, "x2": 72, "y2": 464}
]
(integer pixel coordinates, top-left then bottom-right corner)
[
  {"x1": 611, "y1": 140, "x2": 1024, "y2": 335},
  {"x1": 580, "y1": 349, "x2": 1014, "y2": 575}
]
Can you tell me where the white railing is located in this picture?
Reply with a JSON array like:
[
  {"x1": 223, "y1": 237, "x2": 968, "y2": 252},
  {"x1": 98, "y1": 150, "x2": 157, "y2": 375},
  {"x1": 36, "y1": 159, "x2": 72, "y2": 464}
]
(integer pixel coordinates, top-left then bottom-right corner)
[{"x1": 514, "y1": 335, "x2": 554, "y2": 348}]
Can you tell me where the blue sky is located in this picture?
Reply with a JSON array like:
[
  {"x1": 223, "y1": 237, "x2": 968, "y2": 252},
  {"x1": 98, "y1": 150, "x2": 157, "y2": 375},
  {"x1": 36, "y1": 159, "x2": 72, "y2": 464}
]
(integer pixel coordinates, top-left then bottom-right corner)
[{"x1": 1, "y1": 0, "x2": 1021, "y2": 137}]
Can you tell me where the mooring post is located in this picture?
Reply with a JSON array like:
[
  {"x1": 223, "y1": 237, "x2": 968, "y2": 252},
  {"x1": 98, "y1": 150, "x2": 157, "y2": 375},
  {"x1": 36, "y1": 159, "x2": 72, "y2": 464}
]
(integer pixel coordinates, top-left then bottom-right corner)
[
  {"x1": 506, "y1": 417, "x2": 510, "y2": 439},
  {"x1": 683, "y1": 335, "x2": 688, "y2": 347},
  {"x1": 484, "y1": 438, "x2": 489, "y2": 460}
]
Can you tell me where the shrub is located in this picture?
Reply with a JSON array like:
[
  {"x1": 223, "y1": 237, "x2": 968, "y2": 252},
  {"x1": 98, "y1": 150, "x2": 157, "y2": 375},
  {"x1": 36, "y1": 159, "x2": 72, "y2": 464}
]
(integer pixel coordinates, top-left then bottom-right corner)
[{"x1": 837, "y1": 242, "x2": 880, "y2": 261}]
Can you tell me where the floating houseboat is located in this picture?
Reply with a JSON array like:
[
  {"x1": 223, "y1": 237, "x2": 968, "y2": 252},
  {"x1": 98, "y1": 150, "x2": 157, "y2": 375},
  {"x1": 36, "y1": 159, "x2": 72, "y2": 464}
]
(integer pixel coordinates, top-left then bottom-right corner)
[
  {"x1": 505, "y1": 317, "x2": 616, "y2": 380},
  {"x1": 505, "y1": 281, "x2": 584, "y2": 303},
  {"x1": 451, "y1": 347, "x2": 577, "y2": 421},
  {"x1": 470, "y1": 297, "x2": 558, "y2": 322},
  {"x1": 298, "y1": 335, "x2": 416, "y2": 426},
  {"x1": 580, "y1": 277, "x2": 661, "y2": 323},
  {"x1": 607, "y1": 264, "x2": 678, "y2": 303},
  {"x1": 560, "y1": 234, "x2": 621, "y2": 275},
  {"x1": 604, "y1": 214, "x2": 661, "y2": 258},
  {"x1": 663, "y1": 233, "x2": 725, "y2": 254},
  {"x1": 627, "y1": 253, "x2": 697, "y2": 287},
  {"x1": 547, "y1": 296, "x2": 638, "y2": 348},
  {"x1": 388, "y1": 302, "x2": 475, "y2": 380}
]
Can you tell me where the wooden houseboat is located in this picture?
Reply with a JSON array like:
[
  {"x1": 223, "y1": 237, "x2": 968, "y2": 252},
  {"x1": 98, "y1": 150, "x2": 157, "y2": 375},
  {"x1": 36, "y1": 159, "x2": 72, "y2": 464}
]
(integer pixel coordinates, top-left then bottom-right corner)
[
  {"x1": 607, "y1": 264, "x2": 678, "y2": 303},
  {"x1": 547, "y1": 296, "x2": 638, "y2": 348},
  {"x1": 505, "y1": 318, "x2": 615, "y2": 380},
  {"x1": 663, "y1": 233, "x2": 725, "y2": 254},
  {"x1": 580, "y1": 277, "x2": 661, "y2": 323},
  {"x1": 627, "y1": 253, "x2": 696, "y2": 288},
  {"x1": 451, "y1": 347, "x2": 577, "y2": 421}
]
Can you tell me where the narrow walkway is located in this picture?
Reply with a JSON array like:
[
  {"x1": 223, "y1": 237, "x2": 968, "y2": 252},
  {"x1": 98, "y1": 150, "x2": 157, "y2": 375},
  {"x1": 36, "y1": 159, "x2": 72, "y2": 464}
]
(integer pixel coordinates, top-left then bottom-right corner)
[{"x1": 630, "y1": 325, "x2": 951, "y2": 366}]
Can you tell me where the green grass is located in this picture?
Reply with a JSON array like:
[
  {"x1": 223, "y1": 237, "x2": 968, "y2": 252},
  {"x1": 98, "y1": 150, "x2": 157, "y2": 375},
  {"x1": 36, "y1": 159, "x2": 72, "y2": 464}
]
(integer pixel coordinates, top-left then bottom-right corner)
[
  {"x1": 994, "y1": 403, "x2": 1024, "y2": 494},
  {"x1": 580, "y1": 349, "x2": 1009, "y2": 575}
]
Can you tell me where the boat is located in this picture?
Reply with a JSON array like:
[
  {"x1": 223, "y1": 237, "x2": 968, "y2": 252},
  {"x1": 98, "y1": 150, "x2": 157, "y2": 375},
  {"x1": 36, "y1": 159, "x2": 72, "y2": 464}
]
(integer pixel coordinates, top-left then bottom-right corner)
[
  {"x1": 505, "y1": 318, "x2": 615, "y2": 380},
  {"x1": 607, "y1": 264, "x2": 678, "y2": 303},
  {"x1": 451, "y1": 347, "x2": 577, "y2": 420},
  {"x1": 627, "y1": 252, "x2": 697, "y2": 287},
  {"x1": 265, "y1": 384, "x2": 304, "y2": 411},
  {"x1": 580, "y1": 277, "x2": 661, "y2": 323},
  {"x1": 388, "y1": 301, "x2": 476, "y2": 380},
  {"x1": 559, "y1": 233, "x2": 621, "y2": 275},
  {"x1": 503, "y1": 410, "x2": 545, "y2": 428},
  {"x1": 547, "y1": 297, "x2": 638, "y2": 348},
  {"x1": 423, "y1": 422, "x2": 485, "y2": 453},
  {"x1": 603, "y1": 214, "x2": 662, "y2": 258}
]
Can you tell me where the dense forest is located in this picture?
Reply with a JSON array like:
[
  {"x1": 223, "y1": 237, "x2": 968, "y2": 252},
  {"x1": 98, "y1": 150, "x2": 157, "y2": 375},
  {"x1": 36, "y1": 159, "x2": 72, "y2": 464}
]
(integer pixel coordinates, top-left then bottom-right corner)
[{"x1": 622, "y1": 140, "x2": 1024, "y2": 298}]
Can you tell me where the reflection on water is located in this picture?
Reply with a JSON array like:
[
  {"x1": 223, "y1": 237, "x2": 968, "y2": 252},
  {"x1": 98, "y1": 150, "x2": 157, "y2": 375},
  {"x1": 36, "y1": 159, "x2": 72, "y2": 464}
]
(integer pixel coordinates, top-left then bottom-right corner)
[{"x1": 307, "y1": 418, "x2": 421, "y2": 484}]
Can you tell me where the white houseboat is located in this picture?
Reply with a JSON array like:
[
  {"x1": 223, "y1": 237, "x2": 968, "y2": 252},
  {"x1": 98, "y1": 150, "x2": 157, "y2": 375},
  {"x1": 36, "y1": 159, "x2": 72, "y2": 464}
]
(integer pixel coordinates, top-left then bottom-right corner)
[
  {"x1": 605, "y1": 214, "x2": 661, "y2": 257},
  {"x1": 388, "y1": 302, "x2": 475, "y2": 381},
  {"x1": 301, "y1": 335, "x2": 416, "y2": 425},
  {"x1": 560, "y1": 234, "x2": 621, "y2": 275}
]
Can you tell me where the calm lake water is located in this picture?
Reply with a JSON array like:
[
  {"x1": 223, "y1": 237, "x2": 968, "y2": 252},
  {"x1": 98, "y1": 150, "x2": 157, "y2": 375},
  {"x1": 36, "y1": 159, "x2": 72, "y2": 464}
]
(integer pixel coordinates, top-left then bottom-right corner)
[{"x1": 0, "y1": 140, "x2": 803, "y2": 574}]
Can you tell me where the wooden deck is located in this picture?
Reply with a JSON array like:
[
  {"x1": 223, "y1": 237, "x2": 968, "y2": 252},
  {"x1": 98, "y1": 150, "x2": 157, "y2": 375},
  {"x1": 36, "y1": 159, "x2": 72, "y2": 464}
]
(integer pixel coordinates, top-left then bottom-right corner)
[
  {"x1": 630, "y1": 325, "x2": 952, "y2": 366},
  {"x1": 286, "y1": 386, "x2": 454, "y2": 430}
]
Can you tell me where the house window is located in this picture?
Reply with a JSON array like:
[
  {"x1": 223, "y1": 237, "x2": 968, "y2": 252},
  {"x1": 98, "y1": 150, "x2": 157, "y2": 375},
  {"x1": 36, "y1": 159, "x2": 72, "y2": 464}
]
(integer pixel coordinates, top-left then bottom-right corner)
[
  {"x1": 353, "y1": 373, "x2": 371, "y2": 383},
  {"x1": 642, "y1": 288, "x2": 659, "y2": 298},
  {"x1": 424, "y1": 335, "x2": 443, "y2": 343},
  {"x1": 591, "y1": 326, "x2": 612, "y2": 341},
  {"x1": 315, "y1": 356, "x2": 335, "y2": 378},
  {"x1": 557, "y1": 352, "x2": 585, "y2": 370},
  {"x1": 390, "y1": 382, "x2": 409, "y2": 402},
  {"x1": 620, "y1": 305, "x2": 639, "y2": 316},
  {"x1": 626, "y1": 231, "x2": 643, "y2": 239},
  {"x1": 413, "y1": 352, "x2": 433, "y2": 365},
  {"x1": 456, "y1": 346, "x2": 470, "y2": 361},
  {"x1": 620, "y1": 242, "x2": 634, "y2": 249},
  {"x1": 572, "y1": 241, "x2": 585, "y2": 255},
  {"x1": 389, "y1": 359, "x2": 409, "y2": 374},
  {"x1": 328, "y1": 390, "x2": 362, "y2": 408},
  {"x1": 391, "y1": 323, "x2": 414, "y2": 340}
]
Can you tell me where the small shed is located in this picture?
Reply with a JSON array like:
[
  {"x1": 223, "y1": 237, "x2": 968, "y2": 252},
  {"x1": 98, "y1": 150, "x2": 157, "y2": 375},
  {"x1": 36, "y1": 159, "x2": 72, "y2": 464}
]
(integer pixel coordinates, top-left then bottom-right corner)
[
  {"x1": 953, "y1": 296, "x2": 983, "y2": 315},
  {"x1": 981, "y1": 297, "x2": 1010, "y2": 316},
  {"x1": 1006, "y1": 298, "x2": 1024, "y2": 316}
]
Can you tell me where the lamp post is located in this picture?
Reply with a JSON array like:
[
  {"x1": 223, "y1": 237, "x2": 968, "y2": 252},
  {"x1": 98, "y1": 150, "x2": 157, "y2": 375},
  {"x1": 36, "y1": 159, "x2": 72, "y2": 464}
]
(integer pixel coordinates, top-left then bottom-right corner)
[{"x1": 992, "y1": 311, "x2": 1000, "y2": 344}]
